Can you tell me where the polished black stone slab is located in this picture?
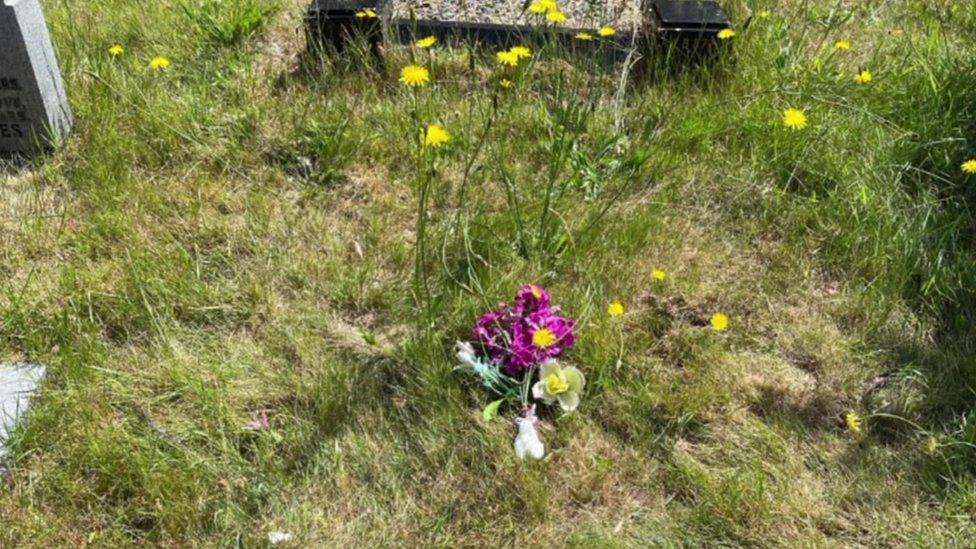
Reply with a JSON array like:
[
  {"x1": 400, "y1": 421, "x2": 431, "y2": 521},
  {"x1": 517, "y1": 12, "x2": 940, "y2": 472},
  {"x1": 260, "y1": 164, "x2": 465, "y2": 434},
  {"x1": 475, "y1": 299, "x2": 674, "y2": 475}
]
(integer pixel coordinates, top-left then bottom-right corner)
[{"x1": 650, "y1": 0, "x2": 730, "y2": 31}]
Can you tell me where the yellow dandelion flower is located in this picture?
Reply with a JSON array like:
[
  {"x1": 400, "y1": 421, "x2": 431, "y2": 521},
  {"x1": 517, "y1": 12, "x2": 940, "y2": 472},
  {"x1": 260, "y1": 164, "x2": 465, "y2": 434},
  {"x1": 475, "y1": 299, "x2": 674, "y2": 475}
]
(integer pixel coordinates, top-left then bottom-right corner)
[
  {"x1": 509, "y1": 46, "x2": 532, "y2": 59},
  {"x1": 782, "y1": 108, "x2": 808, "y2": 130},
  {"x1": 109, "y1": 44, "x2": 125, "y2": 56},
  {"x1": 529, "y1": 0, "x2": 557, "y2": 14},
  {"x1": 499, "y1": 78, "x2": 513, "y2": 89},
  {"x1": 835, "y1": 40, "x2": 851, "y2": 50},
  {"x1": 423, "y1": 124, "x2": 450, "y2": 148},
  {"x1": 416, "y1": 36, "x2": 437, "y2": 48},
  {"x1": 652, "y1": 269, "x2": 667, "y2": 281},
  {"x1": 711, "y1": 313, "x2": 729, "y2": 331},
  {"x1": 961, "y1": 159, "x2": 976, "y2": 174},
  {"x1": 149, "y1": 56, "x2": 171, "y2": 70},
  {"x1": 598, "y1": 26, "x2": 616, "y2": 37},
  {"x1": 608, "y1": 301, "x2": 624, "y2": 317},
  {"x1": 718, "y1": 28, "x2": 736, "y2": 40},
  {"x1": 400, "y1": 64, "x2": 430, "y2": 87},
  {"x1": 758, "y1": 9, "x2": 770, "y2": 18},
  {"x1": 546, "y1": 10, "x2": 567, "y2": 23},
  {"x1": 926, "y1": 436, "x2": 940, "y2": 454},
  {"x1": 854, "y1": 69, "x2": 873, "y2": 84},
  {"x1": 355, "y1": 8, "x2": 377, "y2": 18},
  {"x1": 497, "y1": 50, "x2": 520, "y2": 67},
  {"x1": 845, "y1": 412, "x2": 862, "y2": 433},
  {"x1": 575, "y1": 32, "x2": 593, "y2": 41},
  {"x1": 532, "y1": 328, "x2": 557, "y2": 349}
]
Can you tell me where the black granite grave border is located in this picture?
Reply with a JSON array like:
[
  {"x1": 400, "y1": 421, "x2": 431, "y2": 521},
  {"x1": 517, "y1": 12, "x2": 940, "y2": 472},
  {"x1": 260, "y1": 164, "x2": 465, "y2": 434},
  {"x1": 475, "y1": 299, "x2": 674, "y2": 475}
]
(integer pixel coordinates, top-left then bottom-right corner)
[{"x1": 306, "y1": 0, "x2": 732, "y2": 63}]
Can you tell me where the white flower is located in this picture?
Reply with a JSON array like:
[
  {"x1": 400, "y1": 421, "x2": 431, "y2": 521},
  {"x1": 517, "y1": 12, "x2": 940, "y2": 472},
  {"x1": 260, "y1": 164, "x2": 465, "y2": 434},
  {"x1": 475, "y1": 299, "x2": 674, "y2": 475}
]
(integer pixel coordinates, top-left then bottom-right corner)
[
  {"x1": 268, "y1": 531, "x2": 293, "y2": 544},
  {"x1": 514, "y1": 406, "x2": 544, "y2": 460},
  {"x1": 531, "y1": 359, "x2": 585, "y2": 412},
  {"x1": 456, "y1": 340, "x2": 480, "y2": 369}
]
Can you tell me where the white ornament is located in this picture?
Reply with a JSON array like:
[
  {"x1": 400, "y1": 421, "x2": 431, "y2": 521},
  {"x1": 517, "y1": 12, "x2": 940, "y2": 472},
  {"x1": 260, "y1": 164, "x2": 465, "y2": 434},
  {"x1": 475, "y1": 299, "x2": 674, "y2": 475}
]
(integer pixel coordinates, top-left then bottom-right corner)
[{"x1": 514, "y1": 406, "x2": 544, "y2": 460}]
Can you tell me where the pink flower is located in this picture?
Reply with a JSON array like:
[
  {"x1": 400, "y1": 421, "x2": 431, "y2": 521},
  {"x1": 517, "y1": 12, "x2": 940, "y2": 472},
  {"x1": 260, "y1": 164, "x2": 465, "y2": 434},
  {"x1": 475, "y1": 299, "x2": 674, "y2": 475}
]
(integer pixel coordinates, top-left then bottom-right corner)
[
  {"x1": 472, "y1": 285, "x2": 576, "y2": 375},
  {"x1": 514, "y1": 284, "x2": 549, "y2": 315},
  {"x1": 505, "y1": 308, "x2": 576, "y2": 374},
  {"x1": 473, "y1": 309, "x2": 511, "y2": 364}
]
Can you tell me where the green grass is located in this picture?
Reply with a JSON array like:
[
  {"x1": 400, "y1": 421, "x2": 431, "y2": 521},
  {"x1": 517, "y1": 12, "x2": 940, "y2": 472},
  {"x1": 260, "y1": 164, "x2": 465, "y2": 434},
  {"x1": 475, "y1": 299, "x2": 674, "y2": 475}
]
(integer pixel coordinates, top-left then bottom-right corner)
[{"x1": 2, "y1": 0, "x2": 976, "y2": 545}]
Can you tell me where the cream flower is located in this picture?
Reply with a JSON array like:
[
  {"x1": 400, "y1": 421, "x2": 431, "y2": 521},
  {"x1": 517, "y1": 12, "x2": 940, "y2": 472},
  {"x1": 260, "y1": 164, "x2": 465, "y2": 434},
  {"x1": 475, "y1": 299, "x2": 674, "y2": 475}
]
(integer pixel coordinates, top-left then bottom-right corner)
[{"x1": 532, "y1": 359, "x2": 585, "y2": 412}]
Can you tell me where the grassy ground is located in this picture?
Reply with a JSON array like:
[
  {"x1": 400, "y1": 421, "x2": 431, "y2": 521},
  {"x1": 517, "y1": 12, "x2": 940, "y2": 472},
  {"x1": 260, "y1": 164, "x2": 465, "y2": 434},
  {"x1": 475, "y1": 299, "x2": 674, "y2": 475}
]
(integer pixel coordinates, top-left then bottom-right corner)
[{"x1": 2, "y1": 0, "x2": 976, "y2": 546}]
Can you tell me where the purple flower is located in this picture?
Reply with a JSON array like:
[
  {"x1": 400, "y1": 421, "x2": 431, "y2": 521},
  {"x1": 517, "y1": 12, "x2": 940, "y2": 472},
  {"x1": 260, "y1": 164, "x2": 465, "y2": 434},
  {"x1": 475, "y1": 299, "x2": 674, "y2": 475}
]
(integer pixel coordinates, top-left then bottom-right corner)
[
  {"x1": 514, "y1": 284, "x2": 550, "y2": 316},
  {"x1": 473, "y1": 309, "x2": 511, "y2": 364},
  {"x1": 471, "y1": 285, "x2": 576, "y2": 376},
  {"x1": 504, "y1": 308, "x2": 576, "y2": 374}
]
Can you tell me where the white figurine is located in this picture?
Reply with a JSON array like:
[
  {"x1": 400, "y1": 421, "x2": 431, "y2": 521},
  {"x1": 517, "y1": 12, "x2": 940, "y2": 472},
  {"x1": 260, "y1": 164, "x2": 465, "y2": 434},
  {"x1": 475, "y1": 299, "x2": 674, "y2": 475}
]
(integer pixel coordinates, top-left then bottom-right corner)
[{"x1": 514, "y1": 405, "x2": 545, "y2": 460}]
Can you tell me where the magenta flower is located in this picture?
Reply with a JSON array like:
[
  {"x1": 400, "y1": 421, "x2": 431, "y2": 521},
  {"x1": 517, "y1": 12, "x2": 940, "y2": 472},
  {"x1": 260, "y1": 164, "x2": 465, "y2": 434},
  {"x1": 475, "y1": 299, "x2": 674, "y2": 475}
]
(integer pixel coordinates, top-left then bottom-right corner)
[
  {"x1": 514, "y1": 284, "x2": 549, "y2": 315},
  {"x1": 473, "y1": 309, "x2": 511, "y2": 364},
  {"x1": 472, "y1": 285, "x2": 576, "y2": 375},
  {"x1": 506, "y1": 308, "x2": 576, "y2": 373}
]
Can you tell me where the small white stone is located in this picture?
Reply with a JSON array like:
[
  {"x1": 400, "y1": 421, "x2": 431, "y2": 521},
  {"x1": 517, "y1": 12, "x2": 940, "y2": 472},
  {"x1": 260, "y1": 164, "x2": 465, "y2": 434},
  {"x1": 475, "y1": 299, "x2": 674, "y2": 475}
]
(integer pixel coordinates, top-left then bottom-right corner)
[
  {"x1": 0, "y1": 362, "x2": 45, "y2": 458},
  {"x1": 268, "y1": 531, "x2": 293, "y2": 544}
]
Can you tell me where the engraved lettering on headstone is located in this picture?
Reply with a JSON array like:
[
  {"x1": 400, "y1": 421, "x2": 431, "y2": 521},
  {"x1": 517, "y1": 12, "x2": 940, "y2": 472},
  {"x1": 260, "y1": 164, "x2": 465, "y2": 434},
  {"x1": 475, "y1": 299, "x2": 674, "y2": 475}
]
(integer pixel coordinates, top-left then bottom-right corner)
[{"x1": 0, "y1": 0, "x2": 72, "y2": 156}]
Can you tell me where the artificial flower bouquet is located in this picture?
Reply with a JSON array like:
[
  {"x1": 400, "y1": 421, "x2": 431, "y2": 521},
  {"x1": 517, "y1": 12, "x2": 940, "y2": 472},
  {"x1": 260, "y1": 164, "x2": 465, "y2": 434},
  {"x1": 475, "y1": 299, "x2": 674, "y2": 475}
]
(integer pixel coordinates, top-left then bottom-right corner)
[{"x1": 455, "y1": 285, "x2": 585, "y2": 460}]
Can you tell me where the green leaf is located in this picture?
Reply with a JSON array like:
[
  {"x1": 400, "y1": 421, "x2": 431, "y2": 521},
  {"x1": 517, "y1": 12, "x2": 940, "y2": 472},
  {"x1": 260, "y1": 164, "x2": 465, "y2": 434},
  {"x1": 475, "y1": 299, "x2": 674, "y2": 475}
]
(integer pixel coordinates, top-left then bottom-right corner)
[{"x1": 482, "y1": 399, "x2": 504, "y2": 422}]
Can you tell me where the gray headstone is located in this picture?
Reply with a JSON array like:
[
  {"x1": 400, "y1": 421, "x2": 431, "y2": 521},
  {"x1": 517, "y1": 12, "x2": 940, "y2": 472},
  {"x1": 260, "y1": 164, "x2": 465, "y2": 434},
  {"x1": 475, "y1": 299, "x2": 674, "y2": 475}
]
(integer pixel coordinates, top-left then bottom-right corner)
[
  {"x1": 0, "y1": 362, "x2": 45, "y2": 458},
  {"x1": 0, "y1": 0, "x2": 71, "y2": 156}
]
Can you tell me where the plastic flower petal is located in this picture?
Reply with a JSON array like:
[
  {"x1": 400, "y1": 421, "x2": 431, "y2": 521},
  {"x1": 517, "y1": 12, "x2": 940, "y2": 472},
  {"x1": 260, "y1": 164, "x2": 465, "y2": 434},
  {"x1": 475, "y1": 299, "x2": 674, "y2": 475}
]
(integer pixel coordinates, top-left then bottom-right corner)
[
  {"x1": 508, "y1": 308, "x2": 576, "y2": 373},
  {"x1": 423, "y1": 124, "x2": 450, "y2": 147},
  {"x1": 718, "y1": 28, "x2": 736, "y2": 40},
  {"x1": 782, "y1": 108, "x2": 808, "y2": 130},
  {"x1": 963, "y1": 159, "x2": 976, "y2": 174},
  {"x1": 711, "y1": 313, "x2": 729, "y2": 331},
  {"x1": 455, "y1": 341, "x2": 519, "y2": 397},
  {"x1": 532, "y1": 360, "x2": 585, "y2": 412},
  {"x1": 514, "y1": 284, "x2": 549, "y2": 315},
  {"x1": 400, "y1": 64, "x2": 430, "y2": 87},
  {"x1": 473, "y1": 309, "x2": 511, "y2": 365},
  {"x1": 532, "y1": 328, "x2": 557, "y2": 348}
]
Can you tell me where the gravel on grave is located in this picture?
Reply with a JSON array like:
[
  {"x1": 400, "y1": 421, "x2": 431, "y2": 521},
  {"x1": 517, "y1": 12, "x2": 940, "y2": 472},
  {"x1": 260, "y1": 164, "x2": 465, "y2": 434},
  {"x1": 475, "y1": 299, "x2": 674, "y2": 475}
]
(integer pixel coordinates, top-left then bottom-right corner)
[{"x1": 390, "y1": 0, "x2": 644, "y2": 31}]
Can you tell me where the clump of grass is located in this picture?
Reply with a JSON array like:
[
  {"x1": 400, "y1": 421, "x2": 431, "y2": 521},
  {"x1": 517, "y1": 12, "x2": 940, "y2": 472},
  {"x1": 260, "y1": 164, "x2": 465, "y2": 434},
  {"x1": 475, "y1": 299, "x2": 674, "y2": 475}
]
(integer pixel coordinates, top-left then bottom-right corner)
[{"x1": 179, "y1": 0, "x2": 279, "y2": 47}]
